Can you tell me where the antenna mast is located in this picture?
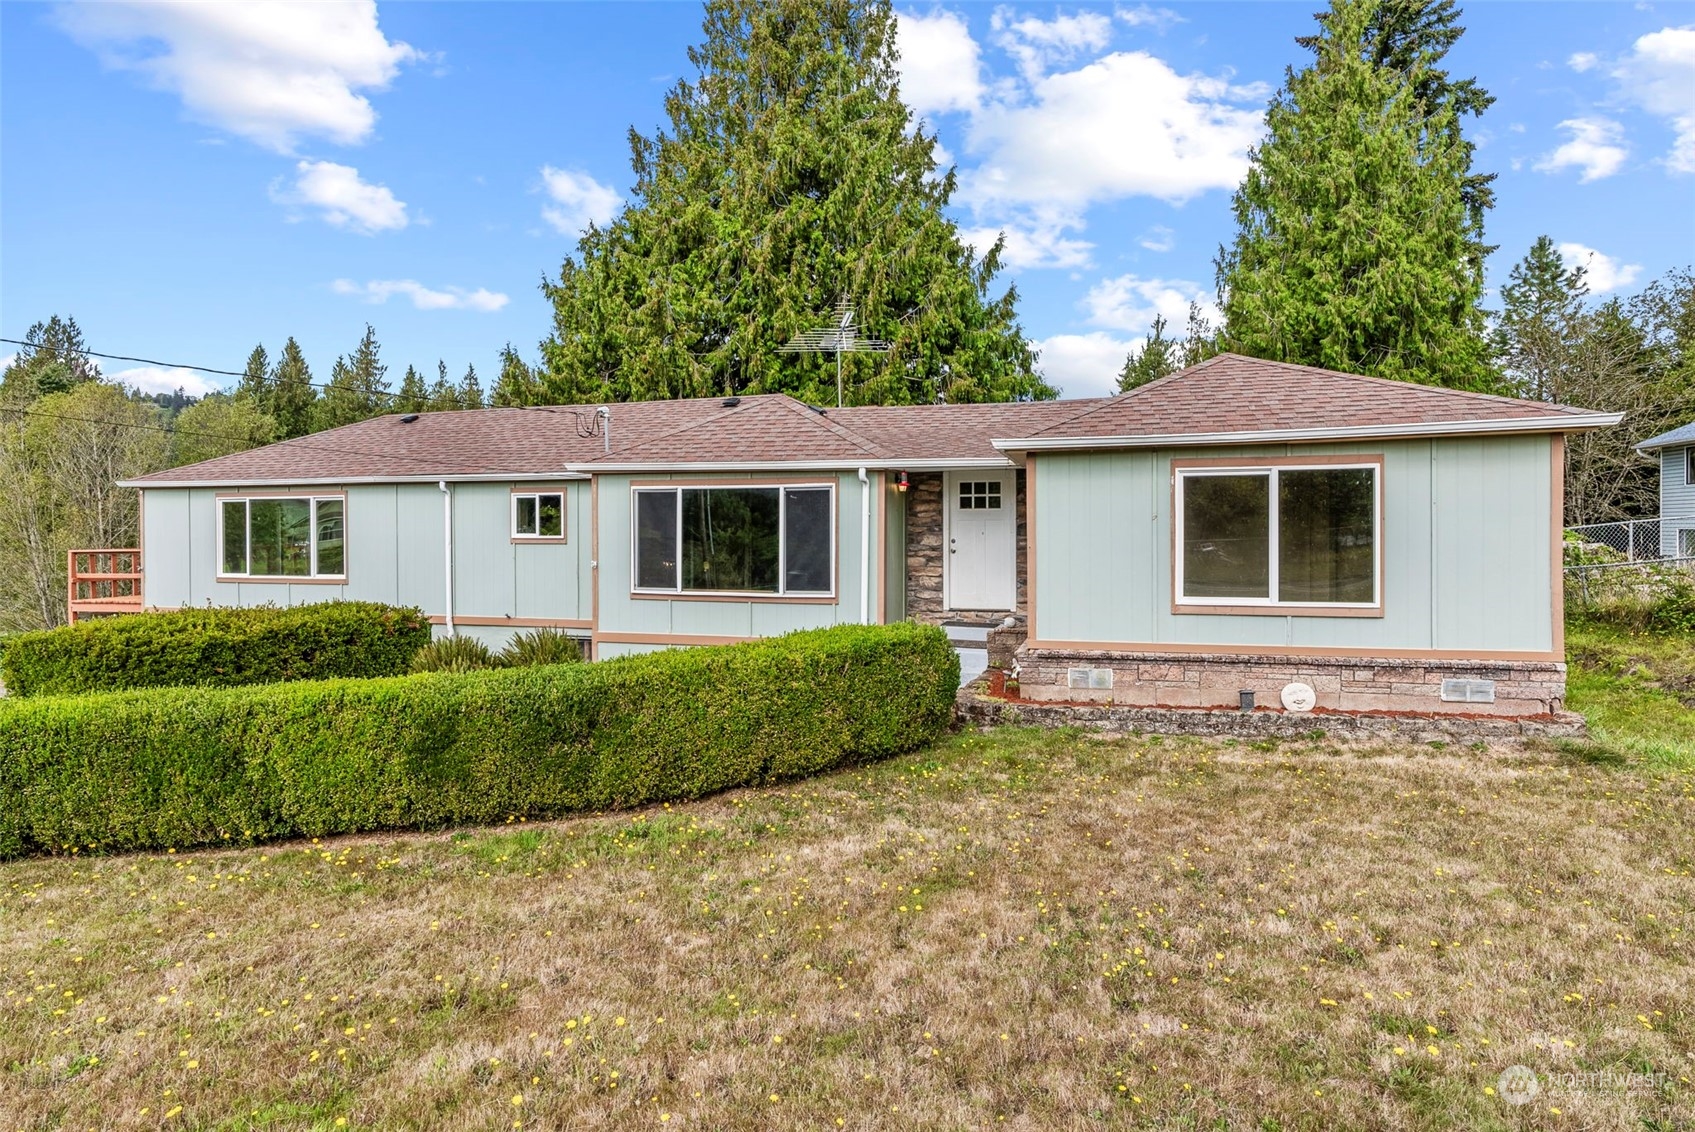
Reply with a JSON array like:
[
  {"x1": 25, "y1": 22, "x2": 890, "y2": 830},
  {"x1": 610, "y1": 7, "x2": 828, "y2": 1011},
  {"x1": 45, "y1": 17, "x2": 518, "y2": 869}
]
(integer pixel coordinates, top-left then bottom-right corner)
[{"x1": 779, "y1": 298, "x2": 892, "y2": 407}]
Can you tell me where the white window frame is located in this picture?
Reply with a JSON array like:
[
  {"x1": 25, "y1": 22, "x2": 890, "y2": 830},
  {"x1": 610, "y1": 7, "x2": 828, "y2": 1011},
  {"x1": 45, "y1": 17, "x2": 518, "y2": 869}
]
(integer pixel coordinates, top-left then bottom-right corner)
[
  {"x1": 1685, "y1": 446, "x2": 1693, "y2": 486},
  {"x1": 217, "y1": 494, "x2": 347, "y2": 580},
  {"x1": 630, "y1": 483, "x2": 837, "y2": 598},
  {"x1": 1174, "y1": 462, "x2": 1381, "y2": 610},
  {"x1": 511, "y1": 490, "x2": 567, "y2": 540}
]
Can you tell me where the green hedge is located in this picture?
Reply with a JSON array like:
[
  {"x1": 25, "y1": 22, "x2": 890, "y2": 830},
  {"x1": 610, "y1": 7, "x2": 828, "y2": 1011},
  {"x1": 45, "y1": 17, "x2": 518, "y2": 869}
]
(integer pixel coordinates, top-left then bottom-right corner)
[
  {"x1": 0, "y1": 602, "x2": 432, "y2": 697},
  {"x1": 0, "y1": 622, "x2": 958, "y2": 859}
]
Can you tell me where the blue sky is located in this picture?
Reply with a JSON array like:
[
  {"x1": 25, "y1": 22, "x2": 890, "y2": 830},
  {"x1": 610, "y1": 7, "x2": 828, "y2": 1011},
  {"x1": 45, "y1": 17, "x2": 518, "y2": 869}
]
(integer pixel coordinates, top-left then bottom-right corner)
[{"x1": 2, "y1": 1, "x2": 1692, "y2": 401}]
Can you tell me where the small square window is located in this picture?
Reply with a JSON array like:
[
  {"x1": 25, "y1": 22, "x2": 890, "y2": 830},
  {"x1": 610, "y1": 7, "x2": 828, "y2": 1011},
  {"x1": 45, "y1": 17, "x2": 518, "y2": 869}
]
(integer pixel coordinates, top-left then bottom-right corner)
[
  {"x1": 1680, "y1": 529, "x2": 1695, "y2": 559},
  {"x1": 959, "y1": 481, "x2": 1002, "y2": 510},
  {"x1": 513, "y1": 492, "x2": 565, "y2": 539}
]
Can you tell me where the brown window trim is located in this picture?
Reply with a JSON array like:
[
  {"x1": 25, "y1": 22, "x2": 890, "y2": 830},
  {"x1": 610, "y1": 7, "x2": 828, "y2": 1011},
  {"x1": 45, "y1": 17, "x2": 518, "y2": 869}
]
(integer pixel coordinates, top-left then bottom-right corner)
[
  {"x1": 510, "y1": 484, "x2": 569, "y2": 544},
  {"x1": 1170, "y1": 454, "x2": 1385, "y2": 618},
  {"x1": 628, "y1": 478, "x2": 840, "y2": 600}
]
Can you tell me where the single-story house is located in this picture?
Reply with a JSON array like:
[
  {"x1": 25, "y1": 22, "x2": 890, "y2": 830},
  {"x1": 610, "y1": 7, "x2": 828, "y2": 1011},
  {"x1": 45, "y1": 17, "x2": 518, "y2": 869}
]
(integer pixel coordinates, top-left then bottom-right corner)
[
  {"x1": 1634, "y1": 420, "x2": 1695, "y2": 559},
  {"x1": 119, "y1": 355, "x2": 1619, "y2": 716}
]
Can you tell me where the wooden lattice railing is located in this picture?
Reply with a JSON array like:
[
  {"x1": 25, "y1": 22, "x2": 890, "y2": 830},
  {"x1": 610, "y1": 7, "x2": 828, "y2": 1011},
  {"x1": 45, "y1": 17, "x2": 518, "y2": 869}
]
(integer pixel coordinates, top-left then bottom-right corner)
[{"x1": 67, "y1": 548, "x2": 143, "y2": 624}]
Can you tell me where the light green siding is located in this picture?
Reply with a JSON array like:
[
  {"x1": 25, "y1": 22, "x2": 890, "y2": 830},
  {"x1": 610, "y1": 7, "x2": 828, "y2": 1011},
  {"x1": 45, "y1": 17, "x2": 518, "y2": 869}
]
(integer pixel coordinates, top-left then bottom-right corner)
[
  {"x1": 593, "y1": 471, "x2": 882, "y2": 650},
  {"x1": 1032, "y1": 434, "x2": 1556, "y2": 654},
  {"x1": 140, "y1": 481, "x2": 592, "y2": 648},
  {"x1": 883, "y1": 483, "x2": 907, "y2": 623}
]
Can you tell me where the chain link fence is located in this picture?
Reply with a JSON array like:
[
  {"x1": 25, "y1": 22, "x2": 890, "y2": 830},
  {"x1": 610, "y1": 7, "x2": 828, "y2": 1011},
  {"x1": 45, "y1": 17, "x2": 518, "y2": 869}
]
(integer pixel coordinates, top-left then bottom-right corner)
[{"x1": 1565, "y1": 518, "x2": 1664, "y2": 562}]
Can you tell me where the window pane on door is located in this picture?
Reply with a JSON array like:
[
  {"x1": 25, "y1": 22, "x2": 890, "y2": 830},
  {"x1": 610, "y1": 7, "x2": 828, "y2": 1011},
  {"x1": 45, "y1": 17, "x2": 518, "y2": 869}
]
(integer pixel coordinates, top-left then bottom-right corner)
[
  {"x1": 315, "y1": 499, "x2": 345, "y2": 575},
  {"x1": 783, "y1": 487, "x2": 832, "y2": 593},
  {"x1": 221, "y1": 500, "x2": 247, "y2": 574},
  {"x1": 1182, "y1": 474, "x2": 1270, "y2": 599},
  {"x1": 249, "y1": 498, "x2": 312, "y2": 576},
  {"x1": 634, "y1": 491, "x2": 679, "y2": 589},
  {"x1": 1278, "y1": 469, "x2": 1375, "y2": 603},
  {"x1": 682, "y1": 488, "x2": 779, "y2": 592}
]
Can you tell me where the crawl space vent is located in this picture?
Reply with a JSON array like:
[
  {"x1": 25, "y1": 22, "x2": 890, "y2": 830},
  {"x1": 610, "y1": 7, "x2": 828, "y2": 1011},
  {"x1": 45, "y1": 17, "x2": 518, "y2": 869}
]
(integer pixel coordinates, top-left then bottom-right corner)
[
  {"x1": 1067, "y1": 667, "x2": 1114, "y2": 690},
  {"x1": 1440, "y1": 678, "x2": 1496, "y2": 704}
]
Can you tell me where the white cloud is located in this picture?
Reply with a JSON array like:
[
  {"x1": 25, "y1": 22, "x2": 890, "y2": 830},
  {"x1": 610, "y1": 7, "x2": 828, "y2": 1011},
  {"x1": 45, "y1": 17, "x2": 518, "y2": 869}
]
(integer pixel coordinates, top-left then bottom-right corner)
[
  {"x1": 992, "y1": 9, "x2": 1114, "y2": 84},
  {"x1": 0, "y1": 354, "x2": 16, "y2": 374},
  {"x1": 111, "y1": 365, "x2": 221, "y2": 398},
  {"x1": 1614, "y1": 25, "x2": 1695, "y2": 173},
  {"x1": 331, "y1": 279, "x2": 509, "y2": 311},
  {"x1": 272, "y1": 160, "x2": 408, "y2": 233},
  {"x1": 1083, "y1": 273, "x2": 1216, "y2": 335},
  {"x1": 961, "y1": 52, "x2": 1265, "y2": 213},
  {"x1": 1116, "y1": 6, "x2": 1184, "y2": 31},
  {"x1": 1568, "y1": 51, "x2": 1599, "y2": 72},
  {"x1": 960, "y1": 215, "x2": 1093, "y2": 270},
  {"x1": 54, "y1": 0, "x2": 420, "y2": 153},
  {"x1": 1535, "y1": 117, "x2": 1629, "y2": 181},
  {"x1": 539, "y1": 166, "x2": 623, "y2": 236},
  {"x1": 894, "y1": 8, "x2": 985, "y2": 116},
  {"x1": 1033, "y1": 331, "x2": 1132, "y2": 398},
  {"x1": 1556, "y1": 242, "x2": 1643, "y2": 293},
  {"x1": 1139, "y1": 225, "x2": 1175, "y2": 252}
]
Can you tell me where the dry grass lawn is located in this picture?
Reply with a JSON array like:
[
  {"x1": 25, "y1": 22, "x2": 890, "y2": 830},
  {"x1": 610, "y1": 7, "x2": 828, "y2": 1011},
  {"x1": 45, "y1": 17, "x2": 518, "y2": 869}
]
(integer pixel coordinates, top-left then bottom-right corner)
[{"x1": 3, "y1": 728, "x2": 1692, "y2": 1131}]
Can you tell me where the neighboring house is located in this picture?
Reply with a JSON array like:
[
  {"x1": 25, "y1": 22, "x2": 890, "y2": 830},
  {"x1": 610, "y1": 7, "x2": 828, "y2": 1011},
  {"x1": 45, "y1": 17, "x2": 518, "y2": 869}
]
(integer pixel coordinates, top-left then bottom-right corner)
[
  {"x1": 119, "y1": 355, "x2": 1619, "y2": 717},
  {"x1": 1634, "y1": 421, "x2": 1695, "y2": 558}
]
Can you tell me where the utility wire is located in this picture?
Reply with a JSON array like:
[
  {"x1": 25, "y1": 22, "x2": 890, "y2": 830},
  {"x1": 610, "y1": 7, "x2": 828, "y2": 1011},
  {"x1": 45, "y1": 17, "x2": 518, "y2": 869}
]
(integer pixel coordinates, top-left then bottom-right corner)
[{"x1": 0, "y1": 336, "x2": 493, "y2": 412}]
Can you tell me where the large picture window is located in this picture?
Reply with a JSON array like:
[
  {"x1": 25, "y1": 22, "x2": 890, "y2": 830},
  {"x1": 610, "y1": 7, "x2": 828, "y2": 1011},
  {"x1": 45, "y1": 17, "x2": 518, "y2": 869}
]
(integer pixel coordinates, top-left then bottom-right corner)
[
  {"x1": 219, "y1": 496, "x2": 345, "y2": 578},
  {"x1": 1177, "y1": 464, "x2": 1377, "y2": 607},
  {"x1": 632, "y1": 484, "x2": 834, "y2": 596}
]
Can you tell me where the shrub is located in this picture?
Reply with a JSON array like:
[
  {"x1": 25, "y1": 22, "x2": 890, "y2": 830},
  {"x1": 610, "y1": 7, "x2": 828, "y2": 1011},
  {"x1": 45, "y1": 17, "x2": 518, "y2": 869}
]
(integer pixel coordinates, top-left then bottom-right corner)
[
  {"x1": 0, "y1": 603, "x2": 431, "y2": 697},
  {"x1": 411, "y1": 635, "x2": 501, "y2": 674},
  {"x1": 0, "y1": 622, "x2": 959, "y2": 859},
  {"x1": 500, "y1": 627, "x2": 584, "y2": 668},
  {"x1": 1568, "y1": 562, "x2": 1695, "y2": 635}
]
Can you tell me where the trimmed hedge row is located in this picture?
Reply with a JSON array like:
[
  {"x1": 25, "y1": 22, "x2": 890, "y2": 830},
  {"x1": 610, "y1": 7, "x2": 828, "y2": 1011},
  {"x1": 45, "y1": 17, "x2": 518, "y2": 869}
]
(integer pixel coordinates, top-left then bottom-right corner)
[
  {"x1": 0, "y1": 622, "x2": 959, "y2": 859},
  {"x1": 0, "y1": 603, "x2": 431, "y2": 697}
]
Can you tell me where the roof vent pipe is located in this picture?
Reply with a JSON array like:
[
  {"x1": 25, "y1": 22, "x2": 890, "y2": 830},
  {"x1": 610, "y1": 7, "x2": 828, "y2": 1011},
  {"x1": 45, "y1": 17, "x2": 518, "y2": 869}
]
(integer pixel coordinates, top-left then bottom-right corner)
[{"x1": 596, "y1": 406, "x2": 611, "y2": 454}]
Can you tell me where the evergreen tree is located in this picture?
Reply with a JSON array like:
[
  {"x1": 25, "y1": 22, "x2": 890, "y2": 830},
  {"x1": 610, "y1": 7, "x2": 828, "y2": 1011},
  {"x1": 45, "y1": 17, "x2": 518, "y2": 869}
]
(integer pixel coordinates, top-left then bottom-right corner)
[
  {"x1": 268, "y1": 337, "x2": 317, "y2": 439},
  {"x1": 1498, "y1": 236, "x2": 1588, "y2": 402},
  {"x1": 314, "y1": 325, "x2": 390, "y2": 430},
  {"x1": 538, "y1": 0, "x2": 1048, "y2": 406},
  {"x1": 492, "y1": 344, "x2": 543, "y2": 407},
  {"x1": 458, "y1": 363, "x2": 485, "y2": 409},
  {"x1": 425, "y1": 361, "x2": 460, "y2": 412},
  {"x1": 395, "y1": 364, "x2": 428, "y2": 413},
  {"x1": 1, "y1": 315, "x2": 102, "y2": 401},
  {"x1": 1215, "y1": 0, "x2": 1495, "y2": 389},
  {"x1": 238, "y1": 344, "x2": 271, "y2": 402},
  {"x1": 1117, "y1": 314, "x2": 1178, "y2": 392}
]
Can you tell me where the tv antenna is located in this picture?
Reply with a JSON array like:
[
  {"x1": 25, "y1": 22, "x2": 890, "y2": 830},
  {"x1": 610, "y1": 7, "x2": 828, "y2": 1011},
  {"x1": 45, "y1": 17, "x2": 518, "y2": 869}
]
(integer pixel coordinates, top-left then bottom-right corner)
[{"x1": 779, "y1": 298, "x2": 891, "y2": 407}]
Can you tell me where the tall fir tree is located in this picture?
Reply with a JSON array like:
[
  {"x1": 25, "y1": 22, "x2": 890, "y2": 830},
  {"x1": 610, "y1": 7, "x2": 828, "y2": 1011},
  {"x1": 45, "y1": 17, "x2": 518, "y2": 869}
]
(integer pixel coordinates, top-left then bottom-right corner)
[
  {"x1": 459, "y1": 363, "x2": 485, "y2": 409},
  {"x1": 314, "y1": 325, "x2": 390, "y2": 430},
  {"x1": 1497, "y1": 235, "x2": 1588, "y2": 402},
  {"x1": 1215, "y1": 0, "x2": 1495, "y2": 389},
  {"x1": 492, "y1": 344, "x2": 543, "y2": 407},
  {"x1": 395, "y1": 364, "x2": 428, "y2": 413},
  {"x1": 425, "y1": 361, "x2": 460, "y2": 412},
  {"x1": 267, "y1": 337, "x2": 317, "y2": 440},
  {"x1": 0, "y1": 314, "x2": 102, "y2": 401},
  {"x1": 538, "y1": 0, "x2": 1049, "y2": 406},
  {"x1": 238, "y1": 344, "x2": 272, "y2": 402},
  {"x1": 1117, "y1": 315, "x2": 1178, "y2": 393}
]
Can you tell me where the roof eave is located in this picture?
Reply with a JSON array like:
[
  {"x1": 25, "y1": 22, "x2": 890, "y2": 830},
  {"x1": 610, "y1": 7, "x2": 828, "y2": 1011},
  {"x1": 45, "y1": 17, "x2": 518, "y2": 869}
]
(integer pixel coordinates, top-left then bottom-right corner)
[
  {"x1": 993, "y1": 413, "x2": 1625, "y2": 453},
  {"x1": 121, "y1": 471, "x2": 594, "y2": 489},
  {"x1": 566, "y1": 456, "x2": 1015, "y2": 474}
]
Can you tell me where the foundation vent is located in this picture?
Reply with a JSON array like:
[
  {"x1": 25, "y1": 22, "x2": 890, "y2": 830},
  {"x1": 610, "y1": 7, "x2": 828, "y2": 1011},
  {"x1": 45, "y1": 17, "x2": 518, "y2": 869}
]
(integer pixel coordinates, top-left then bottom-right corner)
[
  {"x1": 1067, "y1": 667, "x2": 1114, "y2": 690},
  {"x1": 1440, "y1": 678, "x2": 1496, "y2": 704}
]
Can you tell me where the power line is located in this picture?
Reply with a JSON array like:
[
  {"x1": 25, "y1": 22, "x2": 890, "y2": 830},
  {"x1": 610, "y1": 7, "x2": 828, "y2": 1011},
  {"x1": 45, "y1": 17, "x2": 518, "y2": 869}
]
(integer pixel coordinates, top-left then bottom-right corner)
[{"x1": 0, "y1": 336, "x2": 492, "y2": 412}]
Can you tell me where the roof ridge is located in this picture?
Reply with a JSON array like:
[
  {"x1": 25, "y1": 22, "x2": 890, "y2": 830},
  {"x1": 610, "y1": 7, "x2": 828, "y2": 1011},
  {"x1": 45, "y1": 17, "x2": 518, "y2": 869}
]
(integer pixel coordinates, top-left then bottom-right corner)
[
  {"x1": 770, "y1": 396, "x2": 894, "y2": 459},
  {"x1": 1209, "y1": 353, "x2": 1597, "y2": 415},
  {"x1": 589, "y1": 393, "x2": 786, "y2": 459}
]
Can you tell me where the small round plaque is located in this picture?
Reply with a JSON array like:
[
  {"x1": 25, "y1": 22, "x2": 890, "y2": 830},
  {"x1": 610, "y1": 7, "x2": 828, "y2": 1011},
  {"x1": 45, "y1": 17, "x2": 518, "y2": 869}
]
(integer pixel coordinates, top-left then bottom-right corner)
[{"x1": 1280, "y1": 682, "x2": 1316, "y2": 712}]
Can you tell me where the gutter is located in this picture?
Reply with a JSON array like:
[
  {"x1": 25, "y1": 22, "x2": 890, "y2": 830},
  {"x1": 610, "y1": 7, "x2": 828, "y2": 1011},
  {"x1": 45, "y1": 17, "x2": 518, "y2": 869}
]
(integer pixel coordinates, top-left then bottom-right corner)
[
  {"x1": 991, "y1": 412, "x2": 1626, "y2": 454},
  {"x1": 117, "y1": 472, "x2": 593, "y2": 489},
  {"x1": 438, "y1": 480, "x2": 455, "y2": 637}
]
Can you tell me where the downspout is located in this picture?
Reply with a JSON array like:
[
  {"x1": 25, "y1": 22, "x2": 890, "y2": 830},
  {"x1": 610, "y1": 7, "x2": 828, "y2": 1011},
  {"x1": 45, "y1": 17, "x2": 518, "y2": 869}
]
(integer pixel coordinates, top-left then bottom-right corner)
[
  {"x1": 859, "y1": 467, "x2": 871, "y2": 625},
  {"x1": 438, "y1": 480, "x2": 455, "y2": 637}
]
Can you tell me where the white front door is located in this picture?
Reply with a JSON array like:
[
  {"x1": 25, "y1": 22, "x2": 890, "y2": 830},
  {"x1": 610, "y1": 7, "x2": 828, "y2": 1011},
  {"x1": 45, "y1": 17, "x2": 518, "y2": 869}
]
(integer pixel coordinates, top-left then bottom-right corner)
[{"x1": 946, "y1": 472, "x2": 1016, "y2": 610}]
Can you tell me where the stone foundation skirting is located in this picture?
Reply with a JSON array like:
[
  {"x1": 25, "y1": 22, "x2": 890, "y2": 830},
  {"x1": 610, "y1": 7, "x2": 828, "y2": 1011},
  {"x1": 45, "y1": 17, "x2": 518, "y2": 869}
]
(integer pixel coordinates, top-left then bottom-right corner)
[
  {"x1": 957, "y1": 684, "x2": 1587, "y2": 741},
  {"x1": 1012, "y1": 647, "x2": 1567, "y2": 718}
]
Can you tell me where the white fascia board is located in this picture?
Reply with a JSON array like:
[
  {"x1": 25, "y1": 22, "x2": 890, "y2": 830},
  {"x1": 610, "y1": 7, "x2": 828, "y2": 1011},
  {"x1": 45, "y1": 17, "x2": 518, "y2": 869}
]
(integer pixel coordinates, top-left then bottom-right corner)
[
  {"x1": 118, "y1": 472, "x2": 592, "y2": 489},
  {"x1": 565, "y1": 457, "x2": 1014, "y2": 474},
  {"x1": 992, "y1": 413, "x2": 1626, "y2": 453}
]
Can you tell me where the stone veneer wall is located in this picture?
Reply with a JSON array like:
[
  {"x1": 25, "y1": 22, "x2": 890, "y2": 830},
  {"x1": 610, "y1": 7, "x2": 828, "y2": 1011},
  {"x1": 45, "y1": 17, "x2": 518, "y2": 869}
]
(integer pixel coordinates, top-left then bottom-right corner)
[
  {"x1": 1013, "y1": 647, "x2": 1567, "y2": 718},
  {"x1": 904, "y1": 470, "x2": 1028, "y2": 627}
]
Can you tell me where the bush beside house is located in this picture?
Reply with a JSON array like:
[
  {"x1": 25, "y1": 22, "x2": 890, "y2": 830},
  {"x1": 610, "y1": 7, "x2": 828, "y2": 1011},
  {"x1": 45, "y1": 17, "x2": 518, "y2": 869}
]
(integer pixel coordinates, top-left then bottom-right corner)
[
  {"x1": 0, "y1": 603, "x2": 431, "y2": 697},
  {"x1": 0, "y1": 623, "x2": 959, "y2": 859}
]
